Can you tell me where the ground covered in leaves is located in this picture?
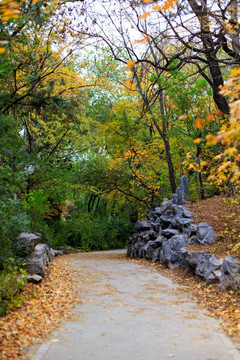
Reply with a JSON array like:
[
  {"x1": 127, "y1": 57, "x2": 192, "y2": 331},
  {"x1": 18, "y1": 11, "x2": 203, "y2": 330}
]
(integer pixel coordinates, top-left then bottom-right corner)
[
  {"x1": 124, "y1": 195, "x2": 240, "y2": 349},
  {"x1": 0, "y1": 256, "x2": 79, "y2": 359},
  {"x1": 1, "y1": 195, "x2": 240, "y2": 358}
]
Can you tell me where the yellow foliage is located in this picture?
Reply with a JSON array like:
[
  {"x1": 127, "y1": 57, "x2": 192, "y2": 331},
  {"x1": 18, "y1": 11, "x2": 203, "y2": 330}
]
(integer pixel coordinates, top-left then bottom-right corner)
[
  {"x1": 193, "y1": 138, "x2": 202, "y2": 144},
  {"x1": 126, "y1": 60, "x2": 135, "y2": 70},
  {"x1": 206, "y1": 134, "x2": 218, "y2": 145}
]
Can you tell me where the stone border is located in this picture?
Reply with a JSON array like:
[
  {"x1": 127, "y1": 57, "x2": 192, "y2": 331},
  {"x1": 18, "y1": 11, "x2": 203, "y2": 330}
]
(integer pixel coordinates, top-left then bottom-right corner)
[
  {"x1": 127, "y1": 176, "x2": 240, "y2": 291},
  {"x1": 17, "y1": 233, "x2": 67, "y2": 283}
]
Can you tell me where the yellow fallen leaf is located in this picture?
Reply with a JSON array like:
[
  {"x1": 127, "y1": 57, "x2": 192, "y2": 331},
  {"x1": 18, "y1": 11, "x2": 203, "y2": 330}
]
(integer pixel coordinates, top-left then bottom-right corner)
[{"x1": 51, "y1": 339, "x2": 60, "y2": 342}]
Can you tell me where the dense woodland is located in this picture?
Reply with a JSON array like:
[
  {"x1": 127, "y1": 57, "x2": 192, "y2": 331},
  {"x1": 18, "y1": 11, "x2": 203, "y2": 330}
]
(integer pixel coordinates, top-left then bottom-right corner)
[{"x1": 0, "y1": 0, "x2": 240, "y2": 266}]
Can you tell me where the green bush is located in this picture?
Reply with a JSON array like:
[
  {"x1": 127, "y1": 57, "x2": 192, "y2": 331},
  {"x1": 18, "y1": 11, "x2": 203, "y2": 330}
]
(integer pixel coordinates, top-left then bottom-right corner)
[
  {"x1": 65, "y1": 209, "x2": 134, "y2": 251},
  {"x1": 0, "y1": 258, "x2": 28, "y2": 317}
]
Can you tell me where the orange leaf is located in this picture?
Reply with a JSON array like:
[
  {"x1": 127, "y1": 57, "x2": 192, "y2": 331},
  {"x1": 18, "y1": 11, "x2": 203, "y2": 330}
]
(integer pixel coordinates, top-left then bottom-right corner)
[
  {"x1": 206, "y1": 114, "x2": 214, "y2": 121},
  {"x1": 139, "y1": 12, "x2": 150, "y2": 19},
  {"x1": 214, "y1": 109, "x2": 223, "y2": 116},
  {"x1": 193, "y1": 138, "x2": 202, "y2": 144},
  {"x1": 194, "y1": 118, "x2": 205, "y2": 129},
  {"x1": 163, "y1": 0, "x2": 175, "y2": 12},
  {"x1": 153, "y1": 4, "x2": 162, "y2": 11},
  {"x1": 135, "y1": 35, "x2": 150, "y2": 43},
  {"x1": 126, "y1": 60, "x2": 135, "y2": 69}
]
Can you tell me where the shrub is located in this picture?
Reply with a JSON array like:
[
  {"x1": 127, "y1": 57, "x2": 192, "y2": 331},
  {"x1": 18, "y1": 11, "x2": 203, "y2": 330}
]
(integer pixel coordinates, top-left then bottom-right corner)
[{"x1": 0, "y1": 258, "x2": 28, "y2": 317}]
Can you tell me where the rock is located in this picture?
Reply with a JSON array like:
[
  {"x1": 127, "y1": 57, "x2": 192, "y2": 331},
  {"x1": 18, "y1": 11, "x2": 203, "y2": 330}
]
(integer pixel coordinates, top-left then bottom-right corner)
[
  {"x1": 162, "y1": 228, "x2": 180, "y2": 238},
  {"x1": 50, "y1": 248, "x2": 56, "y2": 259},
  {"x1": 27, "y1": 274, "x2": 43, "y2": 284},
  {"x1": 53, "y1": 249, "x2": 66, "y2": 256},
  {"x1": 141, "y1": 241, "x2": 155, "y2": 260},
  {"x1": 160, "y1": 235, "x2": 188, "y2": 269},
  {"x1": 186, "y1": 235, "x2": 198, "y2": 246},
  {"x1": 189, "y1": 224, "x2": 197, "y2": 236},
  {"x1": 218, "y1": 255, "x2": 240, "y2": 291},
  {"x1": 135, "y1": 220, "x2": 152, "y2": 231},
  {"x1": 25, "y1": 243, "x2": 51, "y2": 276},
  {"x1": 175, "y1": 217, "x2": 194, "y2": 234},
  {"x1": 58, "y1": 246, "x2": 67, "y2": 255},
  {"x1": 160, "y1": 215, "x2": 173, "y2": 227},
  {"x1": 183, "y1": 250, "x2": 222, "y2": 284},
  {"x1": 172, "y1": 176, "x2": 189, "y2": 205},
  {"x1": 152, "y1": 248, "x2": 161, "y2": 263},
  {"x1": 196, "y1": 222, "x2": 216, "y2": 245},
  {"x1": 17, "y1": 233, "x2": 40, "y2": 256},
  {"x1": 132, "y1": 241, "x2": 145, "y2": 258},
  {"x1": 138, "y1": 230, "x2": 157, "y2": 242},
  {"x1": 171, "y1": 204, "x2": 194, "y2": 218}
]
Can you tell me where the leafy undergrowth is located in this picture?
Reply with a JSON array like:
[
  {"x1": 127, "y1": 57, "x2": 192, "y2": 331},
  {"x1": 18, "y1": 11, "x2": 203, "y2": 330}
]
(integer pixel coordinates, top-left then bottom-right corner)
[
  {"x1": 124, "y1": 195, "x2": 240, "y2": 349},
  {"x1": 0, "y1": 256, "x2": 79, "y2": 359}
]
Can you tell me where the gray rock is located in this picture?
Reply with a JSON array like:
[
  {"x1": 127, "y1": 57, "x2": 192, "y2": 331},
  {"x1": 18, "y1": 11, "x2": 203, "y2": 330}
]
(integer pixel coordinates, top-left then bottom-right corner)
[
  {"x1": 58, "y1": 246, "x2": 67, "y2": 255},
  {"x1": 186, "y1": 235, "x2": 198, "y2": 246},
  {"x1": 171, "y1": 204, "x2": 194, "y2": 218},
  {"x1": 196, "y1": 222, "x2": 216, "y2": 245},
  {"x1": 183, "y1": 250, "x2": 222, "y2": 284},
  {"x1": 160, "y1": 215, "x2": 173, "y2": 226},
  {"x1": 162, "y1": 228, "x2": 180, "y2": 238},
  {"x1": 160, "y1": 235, "x2": 188, "y2": 269},
  {"x1": 218, "y1": 255, "x2": 240, "y2": 291},
  {"x1": 152, "y1": 248, "x2": 161, "y2": 263},
  {"x1": 17, "y1": 233, "x2": 40, "y2": 256},
  {"x1": 138, "y1": 230, "x2": 157, "y2": 242},
  {"x1": 53, "y1": 249, "x2": 66, "y2": 256},
  {"x1": 135, "y1": 220, "x2": 152, "y2": 231},
  {"x1": 141, "y1": 241, "x2": 155, "y2": 260},
  {"x1": 175, "y1": 217, "x2": 194, "y2": 234},
  {"x1": 27, "y1": 274, "x2": 43, "y2": 284},
  {"x1": 25, "y1": 243, "x2": 51, "y2": 276},
  {"x1": 189, "y1": 224, "x2": 197, "y2": 236},
  {"x1": 172, "y1": 176, "x2": 189, "y2": 205}
]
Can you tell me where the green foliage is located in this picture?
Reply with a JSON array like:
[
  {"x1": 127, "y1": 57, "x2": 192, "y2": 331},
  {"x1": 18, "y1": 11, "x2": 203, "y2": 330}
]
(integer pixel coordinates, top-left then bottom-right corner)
[
  {"x1": 0, "y1": 258, "x2": 28, "y2": 317},
  {"x1": 65, "y1": 209, "x2": 134, "y2": 251},
  {"x1": 0, "y1": 115, "x2": 30, "y2": 265}
]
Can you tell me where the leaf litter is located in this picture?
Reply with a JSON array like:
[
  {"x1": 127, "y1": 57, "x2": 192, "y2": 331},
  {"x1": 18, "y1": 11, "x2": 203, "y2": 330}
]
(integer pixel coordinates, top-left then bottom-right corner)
[
  {"x1": 0, "y1": 255, "x2": 79, "y2": 359},
  {"x1": 1, "y1": 195, "x2": 240, "y2": 357}
]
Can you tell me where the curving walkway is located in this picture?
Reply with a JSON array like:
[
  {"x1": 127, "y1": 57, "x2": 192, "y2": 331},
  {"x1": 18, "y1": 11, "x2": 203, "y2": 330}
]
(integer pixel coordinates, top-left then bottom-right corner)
[{"x1": 28, "y1": 250, "x2": 240, "y2": 360}]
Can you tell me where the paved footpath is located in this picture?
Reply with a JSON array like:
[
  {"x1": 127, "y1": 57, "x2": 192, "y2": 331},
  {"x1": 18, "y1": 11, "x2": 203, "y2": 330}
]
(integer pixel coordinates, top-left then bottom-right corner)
[{"x1": 27, "y1": 250, "x2": 240, "y2": 360}]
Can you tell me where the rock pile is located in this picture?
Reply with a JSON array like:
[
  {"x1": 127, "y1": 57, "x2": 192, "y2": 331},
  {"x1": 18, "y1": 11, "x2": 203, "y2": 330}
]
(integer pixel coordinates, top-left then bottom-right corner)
[
  {"x1": 127, "y1": 176, "x2": 240, "y2": 291},
  {"x1": 17, "y1": 233, "x2": 66, "y2": 283}
]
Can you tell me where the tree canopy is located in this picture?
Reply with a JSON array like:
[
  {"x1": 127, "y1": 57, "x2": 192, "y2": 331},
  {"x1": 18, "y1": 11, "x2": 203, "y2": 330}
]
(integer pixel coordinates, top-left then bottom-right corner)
[{"x1": 0, "y1": 0, "x2": 239, "y2": 263}]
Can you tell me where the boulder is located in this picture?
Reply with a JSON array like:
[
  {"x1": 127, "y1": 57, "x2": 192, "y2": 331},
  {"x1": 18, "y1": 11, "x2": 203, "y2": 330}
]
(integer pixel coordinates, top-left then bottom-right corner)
[
  {"x1": 17, "y1": 233, "x2": 40, "y2": 256},
  {"x1": 141, "y1": 241, "x2": 155, "y2": 260},
  {"x1": 27, "y1": 274, "x2": 43, "y2": 284},
  {"x1": 171, "y1": 204, "x2": 194, "y2": 218},
  {"x1": 162, "y1": 228, "x2": 180, "y2": 238},
  {"x1": 138, "y1": 229, "x2": 157, "y2": 242},
  {"x1": 183, "y1": 250, "x2": 222, "y2": 284},
  {"x1": 196, "y1": 222, "x2": 216, "y2": 245},
  {"x1": 25, "y1": 243, "x2": 51, "y2": 276},
  {"x1": 152, "y1": 248, "x2": 161, "y2": 263},
  {"x1": 135, "y1": 220, "x2": 152, "y2": 231},
  {"x1": 160, "y1": 235, "x2": 188, "y2": 269},
  {"x1": 218, "y1": 255, "x2": 240, "y2": 291},
  {"x1": 160, "y1": 215, "x2": 173, "y2": 227},
  {"x1": 175, "y1": 217, "x2": 194, "y2": 234},
  {"x1": 172, "y1": 176, "x2": 189, "y2": 205}
]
